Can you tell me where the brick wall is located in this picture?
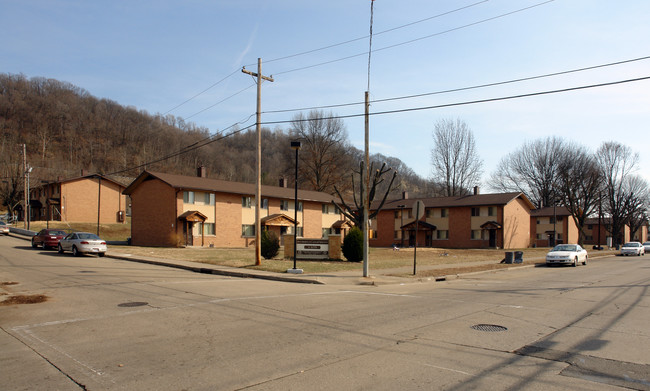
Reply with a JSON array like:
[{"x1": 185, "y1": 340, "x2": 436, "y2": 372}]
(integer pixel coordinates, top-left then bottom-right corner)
[
  {"x1": 131, "y1": 179, "x2": 178, "y2": 246},
  {"x1": 61, "y1": 178, "x2": 126, "y2": 224},
  {"x1": 502, "y1": 198, "x2": 531, "y2": 249}
]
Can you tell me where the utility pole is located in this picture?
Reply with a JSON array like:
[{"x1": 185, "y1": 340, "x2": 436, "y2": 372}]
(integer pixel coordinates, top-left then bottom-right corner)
[
  {"x1": 242, "y1": 58, "x2": 274, "y2": 265},
  {"x1": 22, "y1": 144, "x2": 27, "y2": 229},
  {"x1": 363, "y1": 91, "x2": 370, "y2": 277}
]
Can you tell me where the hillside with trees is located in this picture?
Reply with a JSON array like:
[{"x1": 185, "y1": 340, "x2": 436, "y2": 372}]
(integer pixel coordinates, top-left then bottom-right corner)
[{"x1": 0, "y1": 73, "x2": 431, "y2": 213}]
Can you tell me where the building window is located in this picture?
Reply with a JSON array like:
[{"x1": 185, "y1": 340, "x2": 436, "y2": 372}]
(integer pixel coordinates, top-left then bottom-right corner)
[
  {"x1": 261, "y1": 199, "x2": 268, "y2": 209},
  {"x1": 204, "y1": 193, "x2": 215, "y2": 206},
  {"x1": 242, "y1": 224, "x2": 255, "y2": 237},
  {"x1": 537, "y1": 219, "x2": 541, "y2": 225},
  {"x1": 437, "y1": 230, "x2": 448, "y2": 240},
  {"x1": 183, "y1": 191, "x2": 195, "y2": 204},
  {"x1": 488, "y1": 207, "x2": 496, "y2": 216},
  {"x1": 586, "y1": 235, "x2": 593, "y2": 241},
  {"x1": 369, "y1": 230, "x2": 378, "y2": 239},
  {"x1": 587, "y1": 224, "x2": 593, "y2": 230},
  {"x1": 471, "y1": 230, "x2": 483, "y2": 240},
  {"x1": 280, "y1": 200, "x2": 289, "y2": 211},
  {"x1": 441, "y1": 208, "x2": 448, "y2": 218},
  {"x1": 471, "y1": 207, "x2": 480, "y2": 217},
  {"x1": 295, "y1": 227, "x2": 303, "y2": 237},
  {"x1": 557, "y1": 233, "x2": 562, "y2": 240},
  {"x1": 242, "y1": 196, "x2": 252, "y2": 208},
  {"x1": 426, "y1": 209, "x2": 432, "y2": 218},
  {"x1": 202, "y1": 223, "x2": 215, "y2": 235},
  {"x1": 322, "y1": 228, "x2": 332, "y2": 237},
  {"x1": 536, "y1": 234, "x2": 544, "y2": 240},
  {"x1": 408, "y1": 209, "x2": 413, "y2": 218},
  {"x1": 549, "y1": 216, "x2": 556, "y2": 224},
  {"x1": 297, "y1": 201, "x2": 303, "y2": 212},
  {"x1": 557, "y1": 216, "x2": 563, "y2": 222},
  {"x1": 394, "y1": 230, "x2": 400, "y2": 239},
  {"x1": 394, "y1": 210, "x2": 400, "y2": 219}
]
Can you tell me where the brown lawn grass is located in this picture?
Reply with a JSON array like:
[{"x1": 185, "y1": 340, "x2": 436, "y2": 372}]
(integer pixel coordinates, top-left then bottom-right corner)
[{"x1": 28, "y1": 220, "x2": 131, "y2": 241}]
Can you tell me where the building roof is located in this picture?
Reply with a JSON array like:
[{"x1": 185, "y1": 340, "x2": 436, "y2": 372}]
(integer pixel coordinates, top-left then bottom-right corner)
[
  {"x1": 123, "y1": 171, "x2": 336, "y2": 203},
  {"x1": 374, "y1": 192, "x2": 534, "y2": 211},
  {"x1": 530, "y1": 206, "x2": 572, "y2": 217},
  {"x1": 43, "y1": 173, "x2": 129, "y2": 189}
]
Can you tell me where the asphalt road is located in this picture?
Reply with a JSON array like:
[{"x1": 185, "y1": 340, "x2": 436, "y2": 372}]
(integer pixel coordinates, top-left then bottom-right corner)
[{"x1": 1, "y1": 234, "x2": 649, "y2": 390}]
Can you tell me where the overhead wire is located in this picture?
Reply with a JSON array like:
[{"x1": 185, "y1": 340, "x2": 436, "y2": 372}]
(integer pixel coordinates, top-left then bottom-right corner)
[
  {"x1": 262, "y1": 54, "x2": 650, "y2": 114},
  {"x1": 273, "y1": 0, "x2": 555, "y2": 76},
  {"x1": 259, "y1": 75, "x2": 650, "y2": 125}
]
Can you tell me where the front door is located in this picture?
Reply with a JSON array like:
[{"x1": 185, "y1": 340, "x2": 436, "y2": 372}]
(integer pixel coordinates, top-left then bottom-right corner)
[
  {"x1": 183, "y1": 222, "x2": 194, "y2": 246},
  {"x1": 489, "y1": 229, "x2": 497, "y2": 248}
]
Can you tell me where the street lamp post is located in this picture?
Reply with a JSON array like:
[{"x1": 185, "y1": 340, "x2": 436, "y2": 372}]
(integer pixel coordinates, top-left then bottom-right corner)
[
  {"x1": 26, "y1": 165, "x2": 32, "y2": 231},
  {"x1": 288, "y1": 141, "x2": 303, "y2": 274}
]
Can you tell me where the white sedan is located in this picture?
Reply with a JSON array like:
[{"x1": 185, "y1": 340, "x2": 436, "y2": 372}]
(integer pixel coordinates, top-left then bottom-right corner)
[
  {"x1": 621, "y1": 242, "x2": 645, "y2": 256},
  {"x1": 58, "y1": 232, "x2": 107, "y2": 257},
  {"x1": 546, "y1": 244, "x2": 588, "y2": 267}
]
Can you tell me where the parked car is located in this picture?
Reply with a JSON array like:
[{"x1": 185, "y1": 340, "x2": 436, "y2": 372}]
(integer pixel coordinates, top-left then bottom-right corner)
[
  {"x1": 620, "y1": 242, "x2": 645, "y2": 256},
  {"x1": 58, "y1": 232, "x2": 107, "y2": 257},
  {"x1": 0, "y1": 221, "x2": 9, "y2": 235},
  {"x1": 545, "y1": 244, "x2": 588, "y2": 266},
  {"x1": 643, "y1": 241, "x2": 650, "y2": 253},
  {"x1": 32, "y1": 229, "x2": 67, "y2": 249}
]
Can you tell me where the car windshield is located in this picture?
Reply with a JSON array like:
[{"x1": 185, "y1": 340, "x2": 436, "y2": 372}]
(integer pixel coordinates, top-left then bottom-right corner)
[
  {"x1": 49, "y1": 230, "x2": 66, "y2": 235},
  {"x1": 623, "y1": 243, "x2": 639, "y2": 248},
  {"x1": 552, "y1": 245, "x2": 577, "y2": 252},
  {"x1": 77, "y1": 233, "x2": 100, "y2": 240}
]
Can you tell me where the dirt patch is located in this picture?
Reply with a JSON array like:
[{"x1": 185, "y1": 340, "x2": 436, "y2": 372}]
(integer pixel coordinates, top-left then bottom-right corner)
[
  {"x1": 1, "y1": 281, "x2": 19, "y2": 286},
  {"x1": 409, "y1": 262, "x2": 544, "y2": 278},
  {"x1": 0, "y1": 294, "x2": 49, "y2": 306}
]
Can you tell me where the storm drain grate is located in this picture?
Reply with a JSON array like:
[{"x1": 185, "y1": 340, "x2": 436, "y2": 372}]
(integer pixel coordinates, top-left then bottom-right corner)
[
  {"x1": 471, "y1": 324, "x2": 508, "y2": 332},
  {"x1": 118, "y1": 302, "x2": 148, "y2": 308}
]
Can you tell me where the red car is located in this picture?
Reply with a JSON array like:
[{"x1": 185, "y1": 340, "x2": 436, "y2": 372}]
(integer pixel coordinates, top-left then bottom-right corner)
[{"x1": 32, "y1": 229, "x2": 67, "y2": 250}]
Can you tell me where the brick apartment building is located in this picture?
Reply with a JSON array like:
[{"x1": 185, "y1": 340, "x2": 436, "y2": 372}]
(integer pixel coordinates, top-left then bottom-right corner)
[
  {"x1": 530, "y1": 206, "x2": 578, "y2": 247},
  {"x1": 369, "y1": 189, "x2": 535, "y2": 250},
  {"x1": 123, "y1": 170, "x2": 346, "y2": 247},
  {"x1": 28, "y1": 173, "x2": 128, "y2": 224}
]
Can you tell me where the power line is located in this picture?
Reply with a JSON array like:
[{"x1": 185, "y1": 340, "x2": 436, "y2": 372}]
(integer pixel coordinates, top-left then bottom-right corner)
[
  {"x1": 263, "y1": 54, "x2": 650, "y2": 114},
  {"x1": 259, "y1": 0, "x2": 489, "y2": 65},
  {"x1": 273, "y1": 0, "x2": 554, "y2": 76},
  {"x1": 162, "y1": 68, "x2": 242, "y2": 115},
  {"x1": 260, "y1": 75, "x2": 650, "y2": 126}
]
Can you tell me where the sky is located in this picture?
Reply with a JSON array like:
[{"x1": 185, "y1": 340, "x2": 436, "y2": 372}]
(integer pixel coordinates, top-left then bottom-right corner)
[{"x1": 3, "y1": 0, "x2": 650, "y2": 189}]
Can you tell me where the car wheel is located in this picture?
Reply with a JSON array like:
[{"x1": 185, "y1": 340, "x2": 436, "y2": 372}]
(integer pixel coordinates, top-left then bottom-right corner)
[
  {"x1": 98, "y1": 252, "x2": 105, "y2": 257},
  {"x1": 58, "y1": 244, "x2": 64, "y2": 254},
  {"x1": 639, "y1": 251, "x2": 642, "y2": 257},
  {"x1": 573, "y1": 257, "x2": 578, "y2": 267},
  {"x1": 31, "y1": 239, "x2": 38, "y2": 249},
  {"x1": 583, "y1": 256, "x2": 588, "y2": 266},
  {"x1": 72, "y1": 246, "x2": 80, "y2": 257}
]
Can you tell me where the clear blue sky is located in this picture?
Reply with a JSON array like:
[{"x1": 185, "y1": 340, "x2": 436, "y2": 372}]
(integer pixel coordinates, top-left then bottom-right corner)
[{"x1": 3, "y1": 0, "x2": 650, "y2": 187}]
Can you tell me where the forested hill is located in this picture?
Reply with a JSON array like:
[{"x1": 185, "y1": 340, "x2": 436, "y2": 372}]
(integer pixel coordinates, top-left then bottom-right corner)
[{"x1": 0, "y1": 73, "x2": 432, "y2": 197}]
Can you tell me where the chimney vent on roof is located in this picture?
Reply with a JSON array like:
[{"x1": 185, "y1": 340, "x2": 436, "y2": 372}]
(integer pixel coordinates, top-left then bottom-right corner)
[
  {"x1": 279, "y1": 177, "x2": 288, "y2": 188},
  {"x1": 402, "y1": 191, "x2": 408, "y2": 200},
  {"x1": 473, "y1": 186, "x2": 480, "y2": 195},
  {"x1": 197, "y1": 166, "x2": 206, "y2": 178},
  {"x1": 81, "y1": 169, "x2": 88, "y2": 177}
]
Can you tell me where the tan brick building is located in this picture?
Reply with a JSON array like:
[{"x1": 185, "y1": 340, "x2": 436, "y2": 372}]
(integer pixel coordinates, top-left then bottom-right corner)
[
  {"x1": 370, "y1": 190, "x2": 535, "y2": 249},
  {"x1": 530, "y1": 206, "x2": 579, "y2": 247},
  {"x1": 123, "y1": 171, "x2": 345, "y2": 247},
  {"x1": 29, "y1": 174, "x2": 128, "y2": 224}
]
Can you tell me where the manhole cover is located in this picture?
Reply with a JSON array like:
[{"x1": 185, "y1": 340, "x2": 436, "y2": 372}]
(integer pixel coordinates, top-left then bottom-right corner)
[
  {"x1": 471, "y1": 324, "x2": 508, "y2": 332},
  {"x1": 117, "y1": 302, "x2": 148, "y2": 308}
]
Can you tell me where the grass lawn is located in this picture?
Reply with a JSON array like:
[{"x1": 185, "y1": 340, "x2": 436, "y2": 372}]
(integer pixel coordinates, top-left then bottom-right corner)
[
  {"x1": 108, "y1": 245, "x2": 566, "y2": 275},
  {"x1": 27, "y1": 220, "x2": 131, "y2": 242}
]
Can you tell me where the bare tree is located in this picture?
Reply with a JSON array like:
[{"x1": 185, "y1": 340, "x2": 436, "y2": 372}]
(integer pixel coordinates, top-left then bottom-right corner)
[
  {"x1": 489, "y1": 136, "x2": 567, "y2": 207},
  {"x1": 333, "y1": 161, "x2": 397, "y2": 231},
  {"x1": 430, "y1": 119, "x2": 482, "y2": 196},
  {"x1": 556, "y1": 143, "x2": 602, "y2": 245},
  {"x1": 622, "y1": 175, "x2": 649, "y2": 241},
  {"x1": 596, "y1": 141, "x2": 640, "y2": 247},
  {"x1": 289, "y1": 110, "x2": 352, "y2": 193}
]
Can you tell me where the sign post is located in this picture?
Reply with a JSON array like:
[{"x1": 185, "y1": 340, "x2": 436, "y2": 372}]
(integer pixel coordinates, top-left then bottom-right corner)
[{"x1": 412, "y1": 200, "x2": 425, "y2": 275}]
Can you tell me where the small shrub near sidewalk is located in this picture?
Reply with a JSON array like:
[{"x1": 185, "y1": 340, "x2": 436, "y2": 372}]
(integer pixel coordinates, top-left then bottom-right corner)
[
  {"x1": 342, "y1": 227, "x2": 363, "y2": 262},
  {"x1": 261, "y1": 230, "x2": 280, "y2": 259}
]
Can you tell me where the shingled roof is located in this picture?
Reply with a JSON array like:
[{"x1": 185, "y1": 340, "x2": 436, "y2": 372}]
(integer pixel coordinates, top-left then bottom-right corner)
[
  {"x1": 373, "y1": 192, "x2": 534, "y2": 210},
  {"x1": 123, "y1": 171, "x2": 336, "y2": 203}
]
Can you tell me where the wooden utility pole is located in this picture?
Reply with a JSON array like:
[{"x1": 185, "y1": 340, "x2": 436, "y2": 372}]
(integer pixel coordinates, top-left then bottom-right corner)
[
  {"x1": 363, "y1": 91, "x2": 370, "y2": 277},
  {"x1": 242, "y1": 58, "x2": 274, "y2": 265},
  {"x1": 22, "y1": 144, "x2": 27, "y2": 229}
]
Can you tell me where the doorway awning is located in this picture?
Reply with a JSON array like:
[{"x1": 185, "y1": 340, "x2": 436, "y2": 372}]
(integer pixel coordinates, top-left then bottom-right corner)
[
  {"x1": 178, "y1": 210, "x2": 207, "y2": 222},
  {"x1": 331, "y1": 220, "x2": 353, "y2": 229},
  {"x1": 401, "y1": 220, "x2": 437, "y2": 230},
  {"x1": 261, "y1": 214, "x2": 297, "y2": 227},
  {"x1": 480, "y1": 221, "x2": 502, "y2": 230}
]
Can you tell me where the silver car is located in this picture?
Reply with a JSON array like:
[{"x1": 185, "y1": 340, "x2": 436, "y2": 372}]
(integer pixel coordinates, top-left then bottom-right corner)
[
  {"x1": 546, "y1": 244, "x2": 588, "y2": 266},
  {"x1": 0, "y1": 221, "x2": 9, "y2": 235},
  {"x1": 620, "y1": 242, "x2": 645, "y2": 256},
  {"x1": 58, "y1": 232, "x2": 107, "y2": 257}
]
